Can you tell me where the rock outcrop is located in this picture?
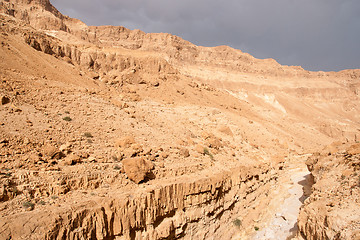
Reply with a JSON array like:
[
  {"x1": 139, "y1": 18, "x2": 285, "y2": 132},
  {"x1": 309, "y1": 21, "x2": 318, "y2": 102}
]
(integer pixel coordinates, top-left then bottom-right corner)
[
  {"x1": 0, "y1": 162, "x2": 283, "y2": 240},
  {"x1": 298, "y1": 143, "x2": 360, "y2": 239}
]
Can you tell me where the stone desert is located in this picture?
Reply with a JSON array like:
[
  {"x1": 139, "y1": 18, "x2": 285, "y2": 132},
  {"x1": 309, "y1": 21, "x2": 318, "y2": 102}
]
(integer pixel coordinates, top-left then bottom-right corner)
[{"x1": 0, "y1": 1, "x2": 359, "y2": 239}]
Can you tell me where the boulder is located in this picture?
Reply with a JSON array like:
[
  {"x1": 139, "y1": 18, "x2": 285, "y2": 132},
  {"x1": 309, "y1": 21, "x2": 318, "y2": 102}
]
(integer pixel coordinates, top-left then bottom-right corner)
[
  {"x1": 123, "y1": 157, "x2": 154, "y2": 183},
  {"x1": 207, "y1": 137, "x2": 223, "y2": 150},
  {"x1": 1, "y1": 96, "x2": 10, "y2": 105},
  {"x1": 42, "y1": 145, "x2": 64, "y2": 160},
  {"x1": 179, "y1": 148, "x2": 190, "y2": 157},
  {"x1": 195, "y1": 144, "x2": 205, "y2": 154},
  {"x1": 62, "y1": 154, "x2": 81, "y2": 166}
]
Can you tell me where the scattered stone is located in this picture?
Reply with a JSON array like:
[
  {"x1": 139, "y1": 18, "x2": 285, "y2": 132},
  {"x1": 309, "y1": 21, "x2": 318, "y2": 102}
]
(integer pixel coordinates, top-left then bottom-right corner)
[
  {"x1": 23, "y1": 137, "x2": 30, "y2": 144},
  {"x1": 42, "y1": 145, "x2": 64, "y2": 160},
  {"x1": 28, "y1": 153, "x2": 40, "y2": 164},
  {"x1": 217, "y1": 125, "x2": 233, "y2": 136},
  {"x1": 87, "y1": 156, "x2": 96, "y2": 162},
  {"x1": 79, "y1": 152, "x2": 90, "y2": 159},
  {"x1": 22, "y1": 201, "x2": 35, "y2": 211},
  {"x1": 157, "y1": 162, "x2": 165, "y2": 168},
  {"x1": 122, "y1": 143, "x2": 143, "y2": 158},
  {"x1": 115, "y1": 136, "x2": 135, "y2": 148},
  {"x1": 347, "y1": 143, "x2": 360, "y2": 155},
  {"x1": 137, "y1": 78, "x2": 146, "y2": 84},
  {"x1": 113, "y1": 164, "x2": 123, "y2": 172},
  {"x1": 151, "y1": 79, "x2": 160, "y2": 87},
  {"x1": 111, "y1": 99, "x2": 129, "y2": 109},
  {"x1": 1, "y1": 96, "x2": 10, "y2": 105},
  {"x1": 63, "y1": 154, "x2": 81, "y2": 166},
  {"x1": 160, "y1": 152, "x2": 169, "y2": 159},
  {"x1": 59, "y1": 142, "x2": 72, "y2": 154},
  {"x1": 179, "y1": 148, "x2": 190, "y2": 158},
  {"x1": 143, "y1": 147, "x2": 153, "y2": 156},
  {"x1": 212, "y1": 109, "x2": 221, "y2": 115},
  {"x1": 195, "y1": 144, "x2": 205, "y2": 154},
  {"x1": 46, "y1": 166, "x2": 60, "y2": 171},
  {"x1": 122, "y1": 157, "x2": 154, "y2": 183},
  {"x1": 88, "y1": 72, "x2": 99, "y2": 80},
  {"x1": 207, "y1": 137, "x2": 223, "y2": 150},
  {"x1": 201, "y1": 132, "x2": 213, "y2": 140}
]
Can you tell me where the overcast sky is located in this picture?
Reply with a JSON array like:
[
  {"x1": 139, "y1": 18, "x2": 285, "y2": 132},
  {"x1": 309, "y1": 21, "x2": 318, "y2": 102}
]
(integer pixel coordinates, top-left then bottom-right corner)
[{"x1": 51, "y1": 0, "x2": 360, "y2": 71}]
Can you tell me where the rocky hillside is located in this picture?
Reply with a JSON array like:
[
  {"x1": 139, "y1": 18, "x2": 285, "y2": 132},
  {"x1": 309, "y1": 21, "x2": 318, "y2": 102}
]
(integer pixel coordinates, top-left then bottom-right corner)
[{"x1": 0, "y1": 0, "x2": 359, "y2": 239}]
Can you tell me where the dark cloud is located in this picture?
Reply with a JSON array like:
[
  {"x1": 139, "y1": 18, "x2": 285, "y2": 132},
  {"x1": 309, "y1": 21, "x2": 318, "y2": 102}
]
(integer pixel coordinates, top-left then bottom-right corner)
[{"x1": 51, "y1": 0, "x2": 360, "y2": 71}]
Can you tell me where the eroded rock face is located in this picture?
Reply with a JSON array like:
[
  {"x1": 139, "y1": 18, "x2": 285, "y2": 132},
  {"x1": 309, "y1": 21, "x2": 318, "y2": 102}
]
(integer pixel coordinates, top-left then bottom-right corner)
[
  {"x1": 298, "y1": 143, "x2": 360, "y2": 240},
  {"x1": 0, "y1": 163, "x2": 283, "y2": 239}
]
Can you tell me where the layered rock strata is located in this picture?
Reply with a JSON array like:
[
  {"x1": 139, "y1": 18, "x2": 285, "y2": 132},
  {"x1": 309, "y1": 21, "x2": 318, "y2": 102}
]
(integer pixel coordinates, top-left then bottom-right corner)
[{"x1": 1, "y1": 163, "x2": 282, "y2": 239}]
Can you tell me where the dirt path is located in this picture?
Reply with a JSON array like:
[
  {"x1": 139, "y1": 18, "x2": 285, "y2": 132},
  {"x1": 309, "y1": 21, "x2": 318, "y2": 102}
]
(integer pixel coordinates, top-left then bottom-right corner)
[{"x1": 251, "y1": 162, "x2": 312, "y2": 240}]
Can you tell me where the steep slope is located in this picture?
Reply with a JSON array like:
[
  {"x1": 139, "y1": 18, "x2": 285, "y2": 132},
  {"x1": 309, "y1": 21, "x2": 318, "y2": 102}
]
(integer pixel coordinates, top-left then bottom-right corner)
[
  {"x1": 4, "y1": 0, "x2": 360, "y2": 150},
  {"x1": 0, "y1": 0, "x2": 359, "y2": 239}
]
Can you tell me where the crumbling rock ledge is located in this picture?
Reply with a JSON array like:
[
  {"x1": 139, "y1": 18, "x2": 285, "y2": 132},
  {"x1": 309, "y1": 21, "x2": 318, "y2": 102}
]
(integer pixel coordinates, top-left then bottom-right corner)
[
  {"x1": 297, "y1": 143, "x2": 360, "y2": 240},
  {"x1": 0, "y1": 162, "x2": 282, "y2": 240}
]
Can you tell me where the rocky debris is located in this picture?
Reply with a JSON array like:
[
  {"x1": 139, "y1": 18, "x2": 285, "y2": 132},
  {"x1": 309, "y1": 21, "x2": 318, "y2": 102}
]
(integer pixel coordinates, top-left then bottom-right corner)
[
  {"x1": 62, "y1": 153, "x2": 81, "y2": 166},
  {"x1": 347, "y1": 143, "x2": 360, "y2": 155},
  {"x1": 42, "y1": 144, "x2": 64, "y2": 160},
  {"x1": 115, "y1": 136, "x2": 135, "y2": 149},
  {"x1": 201, "y1": 132, "x2": 223, "y2": 150},
  {"x1": 111, "y1": 99, "x2": 129, "y2": 109},
  {"x1": 1, "y1": 96, "x2": 10, "y2": 105},
  {"x1": 206, "y1": 137, "x2": 223, "y2": 150},
  {"x1": 0, "y1": 178, "x2": 18, "y2": 202},
  {"x1": 217, "y1": 125, "x2": 233, "y2": 136},
  {"x1": 179, "y1": 148, "x2": 190, "y2": 157},
  {"x1": 195, "y1": 144, "x2": 206, "y2": 154},
  {"x1": 149, "y1": 79, "x2": 160, "y2": 87},
  {"x1": 122, "y1": 143, "x2": 144, "y2": 158},
  {"x1": 59, "y1": 142, "x2": 72, "y2": 154},
  {"x1": 114, "y1": 136, "x2": 150, "y2": 159},
  {"x1": 160, "y1": 151, "x2": 169, "y2": 160},
  {"x1": 22, "y1": 201, "x2": 35, "y2": 211},
  {"x1": 122, "y1": 157, "x2": 154, "y2": 183},
  {"x1": 298, "y1": 143, "x2": 360, "y2": 240},
  {"x1": 28, "y1": 153, "x2": 41, "y2": 164}
]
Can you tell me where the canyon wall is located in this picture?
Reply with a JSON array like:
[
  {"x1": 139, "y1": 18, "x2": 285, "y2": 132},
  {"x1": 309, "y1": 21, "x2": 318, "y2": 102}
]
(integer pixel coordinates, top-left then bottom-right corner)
[{"x1": 298, "y1": 143, "x2": 360, "y2": 239}]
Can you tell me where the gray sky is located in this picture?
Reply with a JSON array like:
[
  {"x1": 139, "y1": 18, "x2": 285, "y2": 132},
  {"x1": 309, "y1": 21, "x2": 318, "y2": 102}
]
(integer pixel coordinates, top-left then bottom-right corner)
[{"x1": 51, "y1": 0, "x2": 360, "y2": 71}]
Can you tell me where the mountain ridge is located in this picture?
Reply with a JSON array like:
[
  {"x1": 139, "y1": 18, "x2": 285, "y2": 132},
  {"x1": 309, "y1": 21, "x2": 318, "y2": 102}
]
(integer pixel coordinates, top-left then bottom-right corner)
[{"x1": 2, "y1": 0, "x2": 359, "y2": 78}]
